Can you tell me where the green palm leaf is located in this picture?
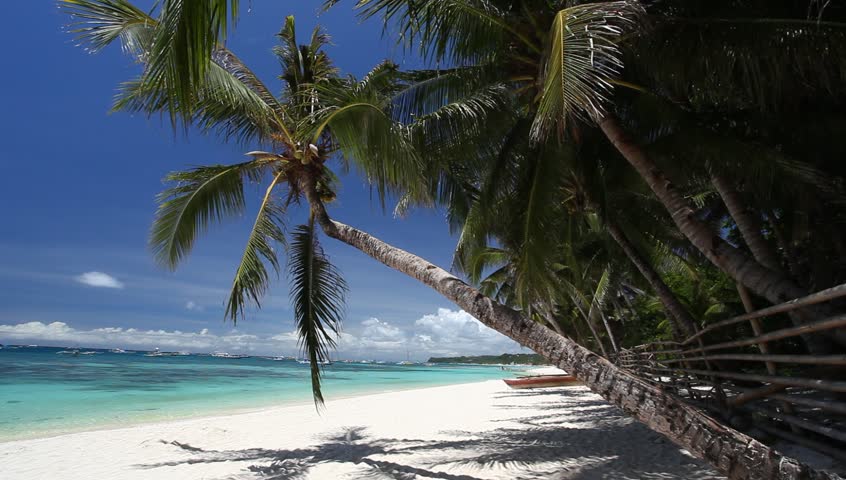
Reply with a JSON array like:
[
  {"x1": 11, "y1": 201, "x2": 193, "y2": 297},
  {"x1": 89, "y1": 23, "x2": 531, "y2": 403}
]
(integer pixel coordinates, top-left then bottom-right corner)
[
  {"x1": 532, "y1": 1, "x2": 641, "y2": 140},
  {"x1": 225, "y1": 171, "x2": 288, "y2": 322},
  {"x1": 353, "y1": 0, "x2": 536, "y2": 62},
  {"x1": 63, "y1": 0, "x2": 289, "y2": 143},
  {"x1": 150, "y1": 161, "x2": 268, "y2": 270},
  {"x1": 588, "y1": 266, "x2": 612, "y2": 324},
  {"x1": 144, "y1": 0, "x2": 240, "y2": 121},
  {"x1": 61, "y1": 0, "x2": 153, "y2": 55},
  {"x1": 310, "y1": 69, "x2": 422, "y2": 203},
  {"x1": 289, "y1": 221, "x2": 347, "y2": 407}
]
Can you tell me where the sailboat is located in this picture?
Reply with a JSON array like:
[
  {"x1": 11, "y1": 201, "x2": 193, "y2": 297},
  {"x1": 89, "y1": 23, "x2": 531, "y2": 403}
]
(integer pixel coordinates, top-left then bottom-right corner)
[{"x1": 397, "y1": 347, "x2": 414, "y2": 365}]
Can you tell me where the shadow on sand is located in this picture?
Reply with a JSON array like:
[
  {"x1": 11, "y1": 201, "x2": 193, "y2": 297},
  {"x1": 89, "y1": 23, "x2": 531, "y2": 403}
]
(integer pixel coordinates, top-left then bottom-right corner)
[{"x1": 135, "y1": 388, "x2": 722, "y2": 480}]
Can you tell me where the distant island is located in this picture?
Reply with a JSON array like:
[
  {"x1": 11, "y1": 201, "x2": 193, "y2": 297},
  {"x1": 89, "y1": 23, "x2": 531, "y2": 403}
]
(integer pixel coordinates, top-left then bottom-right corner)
[{"x1": 427, "y1": 353, "x2": 547, "y2": 365}]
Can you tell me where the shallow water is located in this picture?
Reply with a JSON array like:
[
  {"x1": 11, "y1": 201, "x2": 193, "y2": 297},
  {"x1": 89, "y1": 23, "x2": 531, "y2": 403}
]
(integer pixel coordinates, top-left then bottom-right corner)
[{"x1": 0, "y1": 346, "x2": 517, "y2": 441}]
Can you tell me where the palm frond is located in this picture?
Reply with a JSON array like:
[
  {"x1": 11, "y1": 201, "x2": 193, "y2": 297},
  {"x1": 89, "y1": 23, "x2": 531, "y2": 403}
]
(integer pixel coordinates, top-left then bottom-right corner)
[
  {"x1": 144, "y1": 0, "x2": 240, "y2": 121},
  {"x1": 115, "y1": 58, "x2": 282, "y2": 144},
  {"x1": 311, "y1": 77, "x2": 422, "y2": 203},
  {"x1": 408, "y1": 84, "x2": 512, "y2": 154},
  {"x1": 289, "y1": 221, "x2": 348, "y2": 407},
  {"x1": 64, "y1": 0, "x2": 289, "y2": 142},
  {"x1": 532, "y1": 1, "x2": 642, "y2": 140},
  {"x1": 354, "y1": 0, "x2": 531, "y2": 63},
  {"x1": 511, "y1": 146, "x2": 569, "y2": 310},
  {"x1": 225, "y1": 172, "x2": 288, "y2": 322},
  {"x1": 391, "y1": 65, "x2": 509, "y2": 122},
  {"x1": 466, "y1": 247, "x2": 509, "y2": 285},
  {"x1": 588, "y1": 266, "x2": 612, "y2": 323},
  {"x1": 150, "y1": 160, "x2": 268, "y2": 270},
  {"x1": 626, "y1": 16, "x2": 846, "y2": 112}
]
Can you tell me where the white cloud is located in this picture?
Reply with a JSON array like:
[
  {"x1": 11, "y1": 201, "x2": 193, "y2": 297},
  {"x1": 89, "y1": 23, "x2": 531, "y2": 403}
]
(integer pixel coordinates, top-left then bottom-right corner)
[
  {"x1": 361, "y1": 317, "x2": 404, "y2": 341},
  {"x1": 0, "y1": 309, "x2": 526, "y2": 360},
  {"x1": 185, "y1": 301, "x2": 204, "y2": 312},
  {"x1": 75, "y1": 271, "x2": 124, "y2": 289},
  {"x1": 0, "y1": 321, "x2": 297, "y2": 355}
]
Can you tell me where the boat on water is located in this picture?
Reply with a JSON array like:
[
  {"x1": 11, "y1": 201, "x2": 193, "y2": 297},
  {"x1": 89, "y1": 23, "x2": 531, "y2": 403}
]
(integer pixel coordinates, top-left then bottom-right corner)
[
  {"x1": 145, "y1": 348, "x2": 180, "y2": 357},
  {"x1": 110, "y1": 348, "x2": 127, "y2": 353},
  {"x1": 79, "y1": 351, "x2": 99, "y2": 355},
  {"x1": 56, "y1": 349, "x2": 80, "y2": 356},
  {"x1": 297, "y1": 359, "x2": 330, "y2": 365},
  {"x1": 396, "y1": 360, "x2": 415, "y2": 365},
  {"x1": 211, "y1": 352, "x2": 249, "y2": 359},
  {"x1": 503, "y1": 374, "x2": 582, "y2": 389}
]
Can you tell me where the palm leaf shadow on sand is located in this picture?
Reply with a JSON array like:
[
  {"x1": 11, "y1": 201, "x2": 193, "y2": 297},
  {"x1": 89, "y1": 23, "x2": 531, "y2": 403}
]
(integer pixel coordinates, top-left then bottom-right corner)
[{"x1": 134, "y1": 389, "x2": 721, "y2": 480}]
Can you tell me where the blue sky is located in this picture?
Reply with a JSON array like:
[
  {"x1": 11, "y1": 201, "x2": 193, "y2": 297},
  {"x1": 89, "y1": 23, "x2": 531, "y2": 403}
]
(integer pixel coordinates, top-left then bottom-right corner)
[{"x1": 0, "y1": 1, "x2": 525, "y2": 360}]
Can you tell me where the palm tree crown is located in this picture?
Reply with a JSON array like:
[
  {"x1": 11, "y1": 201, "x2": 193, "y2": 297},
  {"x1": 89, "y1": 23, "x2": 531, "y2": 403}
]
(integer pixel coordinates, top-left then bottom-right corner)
[{"x1": 63, "y1": 0, "x2": 420, "y2": 405}]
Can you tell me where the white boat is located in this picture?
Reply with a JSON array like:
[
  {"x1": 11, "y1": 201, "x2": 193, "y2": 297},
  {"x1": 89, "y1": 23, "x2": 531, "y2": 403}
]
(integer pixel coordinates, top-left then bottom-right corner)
[
  {"x1": 57, "y1": 349, "x2": 80, "y2": 356},
  {"x1": 297, "y1": 359, "x2": 330, "y2": 365},
  {"x1": 79, "y1": 351, "x2": 99, "y2": 355},
  {"x1": 110, "y1": 348, "x2": 127, "y2": 353},
  {"x1": 211, "y1": 352, "x2": 249, "y2": 359},
  {"x1": 396, "y1": 361, "x2": 415, "y2": 365},
  {"x1": 145, "y1": 348, "x2": 179, "y2": 357}
]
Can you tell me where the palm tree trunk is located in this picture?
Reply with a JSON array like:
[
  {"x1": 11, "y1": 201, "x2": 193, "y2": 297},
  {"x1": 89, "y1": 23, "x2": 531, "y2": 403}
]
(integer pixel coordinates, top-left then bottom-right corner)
[
  {"x1": 710, "y1": 173, "x2": 783, "y2": 273},
  {"x1": 598, "y1": 115, "x2": 839, "y2": 353},
  {"x1": 302, "y1": 175, "x2": 828, "y2": 478},
  {"x1": 605, "y1": 219, "x2": 699, "y2": 337},
  {"x1": 300, "y1": 180, "x2": 833, "y2": 479}
]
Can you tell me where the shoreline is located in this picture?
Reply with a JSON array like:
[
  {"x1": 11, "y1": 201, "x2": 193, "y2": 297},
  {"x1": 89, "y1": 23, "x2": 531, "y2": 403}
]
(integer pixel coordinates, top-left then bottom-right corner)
[
  {"x1": 0, "y1": 377, "x2": 504, "y2": 444},
  {"x1": 0, "y1": 364, "x2": 540, "y2": 444},
  {"x1": 0, "y1": 375, "x2": 723, "y2": 480}
]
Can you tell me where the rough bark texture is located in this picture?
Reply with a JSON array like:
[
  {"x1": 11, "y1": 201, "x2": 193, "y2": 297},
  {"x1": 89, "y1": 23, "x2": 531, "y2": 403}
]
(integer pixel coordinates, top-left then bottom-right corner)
[
  {"x1": 599, "y1": 116, "x2": 839, "y2": 354},
  {"x1": 321, "y1": 221, "x2": 838, "y2": 480},
  {"x1": 300, "y1": 175, "x2": 839, "y2": 479},
  {"x1": 606, "y1": 219, "x2": 699, "y2": 337}
]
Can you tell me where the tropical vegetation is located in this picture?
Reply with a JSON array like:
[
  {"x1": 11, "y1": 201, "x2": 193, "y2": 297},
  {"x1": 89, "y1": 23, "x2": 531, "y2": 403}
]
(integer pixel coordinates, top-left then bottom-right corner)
[{"x1": 61, "y1": 0, "x2": 846, "y2": 477}]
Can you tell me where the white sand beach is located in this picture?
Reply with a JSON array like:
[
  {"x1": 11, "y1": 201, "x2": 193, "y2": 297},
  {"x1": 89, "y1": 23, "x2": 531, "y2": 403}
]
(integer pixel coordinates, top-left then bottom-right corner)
[{"x1": 0, "y1": 375, "x2": 723, "y2": 479}]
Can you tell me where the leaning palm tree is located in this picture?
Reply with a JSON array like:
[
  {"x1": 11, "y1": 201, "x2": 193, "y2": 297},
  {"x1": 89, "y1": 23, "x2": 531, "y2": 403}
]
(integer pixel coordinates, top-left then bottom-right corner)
[
  {"x1": 62, "y1": 1, "x2": 837, "y2": 477},
  {"x1": 354, "y1": 0, "x2": 846, "y2": 352},
  {"x1": 63, "y1": 1, "x2": 419, "y2": 405}
]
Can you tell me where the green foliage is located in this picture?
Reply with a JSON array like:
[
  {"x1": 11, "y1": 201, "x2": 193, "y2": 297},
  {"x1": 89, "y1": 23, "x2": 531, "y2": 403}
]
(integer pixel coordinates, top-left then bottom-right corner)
[
  {"x1": 532, "y1": 2, "x2": 642, "y2": 140},
  {"x1": 150, "y1": 161, "x2": 267, "y2": 270},
  {"x1": 225, "y1": 172, "x2": 288, "y2": 322},
  {"x1": 427, "y1": 353, "x2": 547, "y2": 365},
  {"x1": 289, "y1": 221, "x2": 348, "y2": 407}
]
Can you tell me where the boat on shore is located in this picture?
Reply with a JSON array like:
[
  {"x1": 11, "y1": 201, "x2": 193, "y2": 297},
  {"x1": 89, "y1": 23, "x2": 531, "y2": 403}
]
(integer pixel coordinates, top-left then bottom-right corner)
[{"x1": 503, "y1": 374, "x2": 581, "y2": 389}]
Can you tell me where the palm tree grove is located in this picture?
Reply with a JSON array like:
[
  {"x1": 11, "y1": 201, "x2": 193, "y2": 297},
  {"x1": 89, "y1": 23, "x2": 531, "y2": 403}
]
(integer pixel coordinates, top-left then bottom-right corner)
[{"x1": 47, "y1": 0, "x2": 846, "y2": 478}]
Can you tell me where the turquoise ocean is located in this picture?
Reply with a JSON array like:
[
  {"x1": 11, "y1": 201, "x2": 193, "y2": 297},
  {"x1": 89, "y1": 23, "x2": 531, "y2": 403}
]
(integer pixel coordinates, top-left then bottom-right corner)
[{"x1": 0, "y1": 346, "x2": 516, "y2": 442}]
